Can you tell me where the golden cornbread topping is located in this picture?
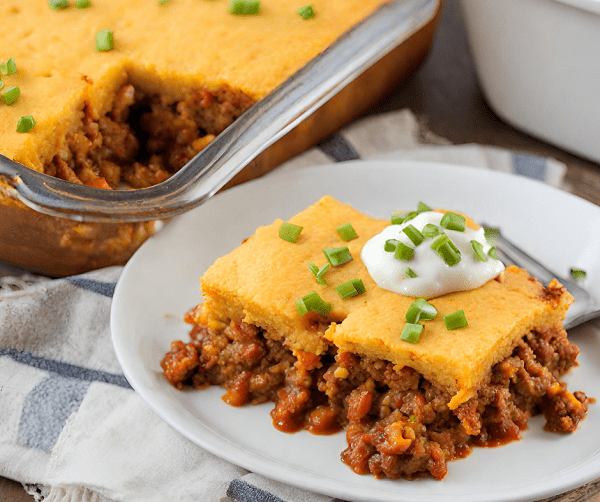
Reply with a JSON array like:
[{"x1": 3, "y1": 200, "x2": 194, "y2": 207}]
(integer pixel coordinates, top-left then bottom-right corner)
[
  {"x1": 198, "y1": 196, "x2": 575, "y2": 404},
  {"x1": 280, "y1": 202, "x2": 506, "y2": 345}
]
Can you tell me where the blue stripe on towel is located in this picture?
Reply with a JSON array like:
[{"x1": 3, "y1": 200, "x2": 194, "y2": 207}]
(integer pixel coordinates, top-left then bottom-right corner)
[
  {"x1": 227, "y1": 479, "x2": 286, "y2": 502},
  {"x1": 318, "y1": 132, "x2": 360, "y2": 162},
  {"x1": 65, "y1": 277, "x2": 116, "y2": 298},
  {"x1": 0, "y1": 348, "x2": 132, "y2": 389},
  {"x1": 512, "y1": 152, "x2": 547, "y2": 181},
  {"x1": 19, "y1": 375, "x2": 91, "y2": 451}
]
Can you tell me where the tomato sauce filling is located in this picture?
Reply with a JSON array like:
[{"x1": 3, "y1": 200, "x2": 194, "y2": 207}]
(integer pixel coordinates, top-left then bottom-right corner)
[{"x1": 161, "y1": 313, "x2": 591, "y2": 480}]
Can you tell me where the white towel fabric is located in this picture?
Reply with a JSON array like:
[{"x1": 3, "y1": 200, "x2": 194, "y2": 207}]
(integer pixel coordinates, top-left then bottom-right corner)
[{"x1": 0, "y1": 110, "x2": 569, "y2": 502}]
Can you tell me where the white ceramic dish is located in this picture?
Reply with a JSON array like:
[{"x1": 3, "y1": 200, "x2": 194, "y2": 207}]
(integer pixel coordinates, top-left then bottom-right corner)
[
  {"x1": 460, "y1": 0, "x2": 600, "y2": 163},
  {"x1": 112, "y1": 160, "x2": 600, "y2": 502}
]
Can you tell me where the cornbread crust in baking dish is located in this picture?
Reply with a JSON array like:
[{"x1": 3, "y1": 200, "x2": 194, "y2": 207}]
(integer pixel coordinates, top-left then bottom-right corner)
[
  {"x1": 1, "y1": 0, "x2": 389, "y2": 182},
  {"x1": 161, "y1": 196, "x2": 591, "y2": 480},
  {"x1": 0, "y1": 0, "x2": 442, "y2": 276}
]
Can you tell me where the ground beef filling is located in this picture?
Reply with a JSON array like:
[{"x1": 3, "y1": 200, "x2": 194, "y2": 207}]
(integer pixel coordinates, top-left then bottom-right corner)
[
  {"x1": 161, "y1": 316, "x2": 591, "y2": 481},
  {"x1": 45, "y1": 83, "x2": 254, "y2": 189}
]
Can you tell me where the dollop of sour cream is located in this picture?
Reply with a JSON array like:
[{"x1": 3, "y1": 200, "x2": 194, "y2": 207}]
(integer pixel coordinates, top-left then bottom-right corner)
[{"x1": 361, "y1": 211, "x2": 504, "y2": 298}]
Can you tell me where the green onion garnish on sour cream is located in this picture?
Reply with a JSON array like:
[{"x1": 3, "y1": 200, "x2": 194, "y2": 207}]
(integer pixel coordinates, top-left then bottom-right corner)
[{"x1": 361, "y1": 208, "x2": 504, "y2": 298}]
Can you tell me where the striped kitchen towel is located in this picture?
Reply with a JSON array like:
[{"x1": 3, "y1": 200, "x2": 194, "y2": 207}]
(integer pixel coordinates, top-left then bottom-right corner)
[{"x1": 0, "y1": 109, "x2": 568, "y2": 502}]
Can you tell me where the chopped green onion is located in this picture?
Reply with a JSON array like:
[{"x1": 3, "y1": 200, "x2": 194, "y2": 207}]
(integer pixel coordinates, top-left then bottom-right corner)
[
  {"x1": 402, "y1": 211, "x2": 418, "y2": 223},
  {"x1": 448, "y1": 236, "x2": 461, "y2": 254},
  {"x1": 471, "y1": 240, "x2": 488, "y2": 262},
  {"x1": 279, "y1": 222, "x2": 303, "y2": 243},
  {"x1": 488, "y1": 247, "x2": 498, "y2": 260},
  {"x1": 405, "y1": 267, "x2": 417, "y2": 278},
  {"x1": 335, "y1": 281, "x2": 358, "y2": 299},
  {"x1": 157, "y1": 0, "x2": 168, "y2": 3},
  {"x1": 422, "y1": 223, "x2": 440, "y2": 239},
  {"x1": 3, "y1": 86, "x2": 20, "y2": 106},
  {"x1": 295, "y1": 291, "x2": 331, "y2": 317},
  {"x1": 393, "y1": 242, "x2": 414, "y2": 262},
  {"x1": 391, "y1": 212, "x2": 404, "y2": 225},
  {"x1": 323, "y1": 246, "x2": 352, "y2": 266},
  {"x1": 229, "y1": 0, "x2": 260, "y2": 15},
  {"x1": 337, "y1": 222, "x2": 358, "y2": 242},
  {"x1": 405, "y1": 298, "x2": 437, "y2": 324},
  {"x1": 95, "y1": 29, "x2": 114, "y2": 52},
  {"x1": 308, "y1": 263, "x2": 319, "y2": 277},
  {"x1": 384, "y1": 239, "x2": 399, "y2": 252},
  {"x1": 297, "y1": 4, "x2": 315, "y2": 19},
  {"x1": 417, "y1": 202, "x2": 432, "y2": 213},
  {"x1": 401, "y1": 323, "x2": 423, "y2": 343},
  {"x1": 352, "y1": 278, "x2": 366, "y2": 294},
  {"x1": 0, "y1": 57, "x2": 17, "y2": 76},
  {"x1": 49, "y1": 0, "x2": 70, "y2": 10},
  {"x1": 16, "y1": 115, "x2": 35, "y2": 133},
  {"x1": 444, "y1": 309, "x2": 468, "y2": 330},
  {"x1": 75, "y1": 0, "x2": 91, "y2": 6},
  {"x1": 409, "y1": 414, "x2": 416, "y2": 422},
  {"x1": 484, "y1": 227, "x2": 500, "y2": 242},
  {"x1": 391, "y1": 210, "x2": 417, "y2": 225},
  {"x1": 431, "y1": 233, "x2": 461, "y2": 266},
  {"x1": 402, "y1": 224, "x2": 424, "y2": 246},
  {"x1": 0, "y1": 79, "x2": 3, "y2": 91},
  {"x1": 440, "y1": 212, "x2": 466, "y2": 232},
  {"x1": 334, "y1": 278, "x2": 365, "y2": 299},
  {"x1": 571, "y1": 268, "x2": 587, "y2": 280},
  {"x1": 308, "y1": 262, "x2": 329, "y2": 285}
]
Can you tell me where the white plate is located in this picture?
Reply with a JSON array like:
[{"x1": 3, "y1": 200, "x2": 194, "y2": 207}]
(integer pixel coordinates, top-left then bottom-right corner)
[{"x1": 111, "y1": 160, "x2": 600, "y2": 502}]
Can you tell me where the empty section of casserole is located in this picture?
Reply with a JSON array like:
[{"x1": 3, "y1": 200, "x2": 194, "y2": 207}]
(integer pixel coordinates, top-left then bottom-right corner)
[{"x1": 0, "y1": 0, "x2": 390, "y2": 187}]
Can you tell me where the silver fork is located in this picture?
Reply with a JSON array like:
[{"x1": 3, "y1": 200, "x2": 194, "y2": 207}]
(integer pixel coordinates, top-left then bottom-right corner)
[{"x1": 492, "y1": 232, "x2": 600, "y2": 330}]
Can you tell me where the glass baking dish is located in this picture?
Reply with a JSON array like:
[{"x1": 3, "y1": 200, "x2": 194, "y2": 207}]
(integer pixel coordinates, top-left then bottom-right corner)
[{"x1": 0, "y1": 0, "x2": 440, "y2": 275}]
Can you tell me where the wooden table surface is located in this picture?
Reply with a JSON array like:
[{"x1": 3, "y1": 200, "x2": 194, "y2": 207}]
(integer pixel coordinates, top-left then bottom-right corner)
[{"x1": 3, "y1": 0, "x2": 600, "y2": 500}]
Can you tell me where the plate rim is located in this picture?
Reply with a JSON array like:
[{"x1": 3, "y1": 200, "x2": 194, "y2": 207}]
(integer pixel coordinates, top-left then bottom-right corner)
[{"x1": 111, "y1": 159, "x2": 600, "y2": 502}]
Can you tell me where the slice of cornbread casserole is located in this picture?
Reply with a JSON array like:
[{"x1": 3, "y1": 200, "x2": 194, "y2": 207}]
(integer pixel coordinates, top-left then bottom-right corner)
[{"x1": 162, "y1": 196, "x2": 591, "y2": 480}]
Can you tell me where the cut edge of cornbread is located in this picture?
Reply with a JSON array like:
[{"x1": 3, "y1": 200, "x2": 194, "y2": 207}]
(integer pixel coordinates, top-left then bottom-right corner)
[
  {"x1": 200, "y1": 288, "x2": 332, "y2": 356},
  {"x1": 10, "y1": 66, "x2": 130, "y2": 173},
  {"x1": 199, "y1": 195, "x2": 390, "y2": 356},
  {"x1": 326, "y1": 269, "x2": 573, "y2": 409}
]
